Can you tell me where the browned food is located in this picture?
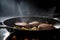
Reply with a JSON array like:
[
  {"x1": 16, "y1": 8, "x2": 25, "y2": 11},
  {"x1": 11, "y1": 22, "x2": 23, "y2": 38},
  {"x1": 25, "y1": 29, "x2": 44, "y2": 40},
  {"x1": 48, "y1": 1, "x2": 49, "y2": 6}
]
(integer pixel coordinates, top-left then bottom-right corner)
[
  {"x1": 14, "y1": 21, "x2": 54, "y2": 31},
  {"x1": 21, "y1": 27, "x2": 29, "y2": 30},
  {"x1": 38, "y1": 23, "x2": 53, "y2": 30},
  {"x1": 29, "y1": 21, "x2": 40, "y2": 27},
  {"x1": 12, "y1": 36, "x2": 17, "y2": 40},
  {"x1": 24, "y1": 39, "x2": 29, "y2": 40},
  {"x1": 15, "y1": 22, "x2": 28, "y2": 27},
  {"x1": 31, "y1": 27, "x2": 37, "y2": 30}
]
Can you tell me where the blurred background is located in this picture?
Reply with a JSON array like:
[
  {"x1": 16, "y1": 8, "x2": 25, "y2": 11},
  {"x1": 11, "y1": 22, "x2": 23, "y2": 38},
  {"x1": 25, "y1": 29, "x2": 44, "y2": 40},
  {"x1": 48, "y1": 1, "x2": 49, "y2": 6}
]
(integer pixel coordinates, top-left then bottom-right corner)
[{"x1": 0, "y1": 0, "x2": 60, "y2": 22}]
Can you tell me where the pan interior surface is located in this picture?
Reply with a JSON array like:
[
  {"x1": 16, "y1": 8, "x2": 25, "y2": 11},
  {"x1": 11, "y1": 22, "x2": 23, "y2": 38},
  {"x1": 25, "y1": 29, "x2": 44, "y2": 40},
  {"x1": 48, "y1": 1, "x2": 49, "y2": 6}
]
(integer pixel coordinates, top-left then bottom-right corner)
[{"x1": 4, "y1": 17, "x2": 59, "y2": 26}]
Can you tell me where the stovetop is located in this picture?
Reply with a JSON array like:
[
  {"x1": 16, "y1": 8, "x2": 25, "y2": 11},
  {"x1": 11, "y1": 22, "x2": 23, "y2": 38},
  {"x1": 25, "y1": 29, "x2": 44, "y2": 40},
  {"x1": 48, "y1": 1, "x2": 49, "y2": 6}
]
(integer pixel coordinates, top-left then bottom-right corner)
[
  {"x1": 0, "y1": 17, "x2": 16, "y2": 40},
  {"x1": 0, "y1": 29, "x2": 10, "y2": 40}
]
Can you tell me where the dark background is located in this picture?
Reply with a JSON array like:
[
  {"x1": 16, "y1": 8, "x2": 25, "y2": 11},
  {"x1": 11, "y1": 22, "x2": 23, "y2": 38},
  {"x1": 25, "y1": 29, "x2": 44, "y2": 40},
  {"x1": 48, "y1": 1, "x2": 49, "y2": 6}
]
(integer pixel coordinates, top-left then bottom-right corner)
[{"x1": 0, "y1": 0, "x2": 60, "y2": 17}]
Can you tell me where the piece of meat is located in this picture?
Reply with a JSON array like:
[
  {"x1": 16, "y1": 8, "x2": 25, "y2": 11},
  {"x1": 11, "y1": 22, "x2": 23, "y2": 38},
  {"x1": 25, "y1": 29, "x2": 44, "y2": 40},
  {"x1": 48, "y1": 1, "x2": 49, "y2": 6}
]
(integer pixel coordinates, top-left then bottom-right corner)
[
  {"x1": 15, "y1": 22, "x2": 28, "y2": 27},
  {"x1": 38, "y1": 23, "x2": 53, "y2": 30},
  {"x1": 29, "y1": 21, "x2": 40, "y2": 27}
]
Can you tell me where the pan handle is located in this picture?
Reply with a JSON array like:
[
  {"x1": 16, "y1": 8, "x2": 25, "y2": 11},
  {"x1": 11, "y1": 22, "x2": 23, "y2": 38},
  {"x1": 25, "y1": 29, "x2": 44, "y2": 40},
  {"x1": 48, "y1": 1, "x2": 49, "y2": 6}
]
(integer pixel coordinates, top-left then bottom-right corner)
[
  {"x1": 53, "y1": 18, "x2": 60, "y2": 21},
  {"x1": 0, "y1": 25, "x2": 15, "y2": 33},
  {"x1": 0, "y1": 25, "x2": 16, "y2": 29},
  {"x1": 0, "y1": 22, "x2": 15, "y2": 29}
]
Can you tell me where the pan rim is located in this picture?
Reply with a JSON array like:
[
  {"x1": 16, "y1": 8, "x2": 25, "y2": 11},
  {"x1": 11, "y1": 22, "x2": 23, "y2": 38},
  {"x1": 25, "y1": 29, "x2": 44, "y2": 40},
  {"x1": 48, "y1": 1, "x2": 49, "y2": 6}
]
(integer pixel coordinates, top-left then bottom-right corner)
[{"x1": 2, "y1": 17, "x2": 60, "y2": 31}]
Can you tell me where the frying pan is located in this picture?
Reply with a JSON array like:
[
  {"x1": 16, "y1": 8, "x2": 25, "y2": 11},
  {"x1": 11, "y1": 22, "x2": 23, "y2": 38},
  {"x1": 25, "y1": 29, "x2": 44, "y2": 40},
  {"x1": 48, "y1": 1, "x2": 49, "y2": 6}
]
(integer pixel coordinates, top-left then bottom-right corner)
[{"x1": 0, "y1": 17, "x2": 60, "y2": 32}]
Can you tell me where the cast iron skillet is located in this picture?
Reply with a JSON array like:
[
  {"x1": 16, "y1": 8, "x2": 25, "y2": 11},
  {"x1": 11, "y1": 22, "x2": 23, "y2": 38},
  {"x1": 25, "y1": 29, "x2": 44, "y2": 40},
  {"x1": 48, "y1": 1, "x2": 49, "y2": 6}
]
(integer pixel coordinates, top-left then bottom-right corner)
[{"x1": 0, "y1": 17, "x2": 60, "y2": 32}]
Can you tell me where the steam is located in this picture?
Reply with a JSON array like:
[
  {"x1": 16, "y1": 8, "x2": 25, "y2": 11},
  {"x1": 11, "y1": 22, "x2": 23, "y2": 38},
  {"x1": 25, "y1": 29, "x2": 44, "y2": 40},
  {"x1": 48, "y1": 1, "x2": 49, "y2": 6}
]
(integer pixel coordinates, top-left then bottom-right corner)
[
  {"x1": 17, "y1": 1, "x2": 30, "y2": 22},
  {"x1": 0, "y1": 0, "x2": 56, "y2": 22},
  {"x1": 48, "y1": 7, "x2": 56, "y2": 18},
  {"x1": 0, "y1": 0, "x2": 18, "y2": 16},
  {"x1": 17, "y1": 1, "x2": 30, "y2": 17}
]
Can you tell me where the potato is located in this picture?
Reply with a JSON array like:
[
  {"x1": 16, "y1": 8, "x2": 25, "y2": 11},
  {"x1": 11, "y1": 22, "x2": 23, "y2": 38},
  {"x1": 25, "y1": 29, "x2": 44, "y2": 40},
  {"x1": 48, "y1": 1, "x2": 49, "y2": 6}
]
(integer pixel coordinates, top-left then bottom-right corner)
[
  {"x1": 21, "y1": 27, "x2": 28, "y2": 30},
  {"x1": 31, "y1": 27, "x2": 37, "y2": 30}
]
